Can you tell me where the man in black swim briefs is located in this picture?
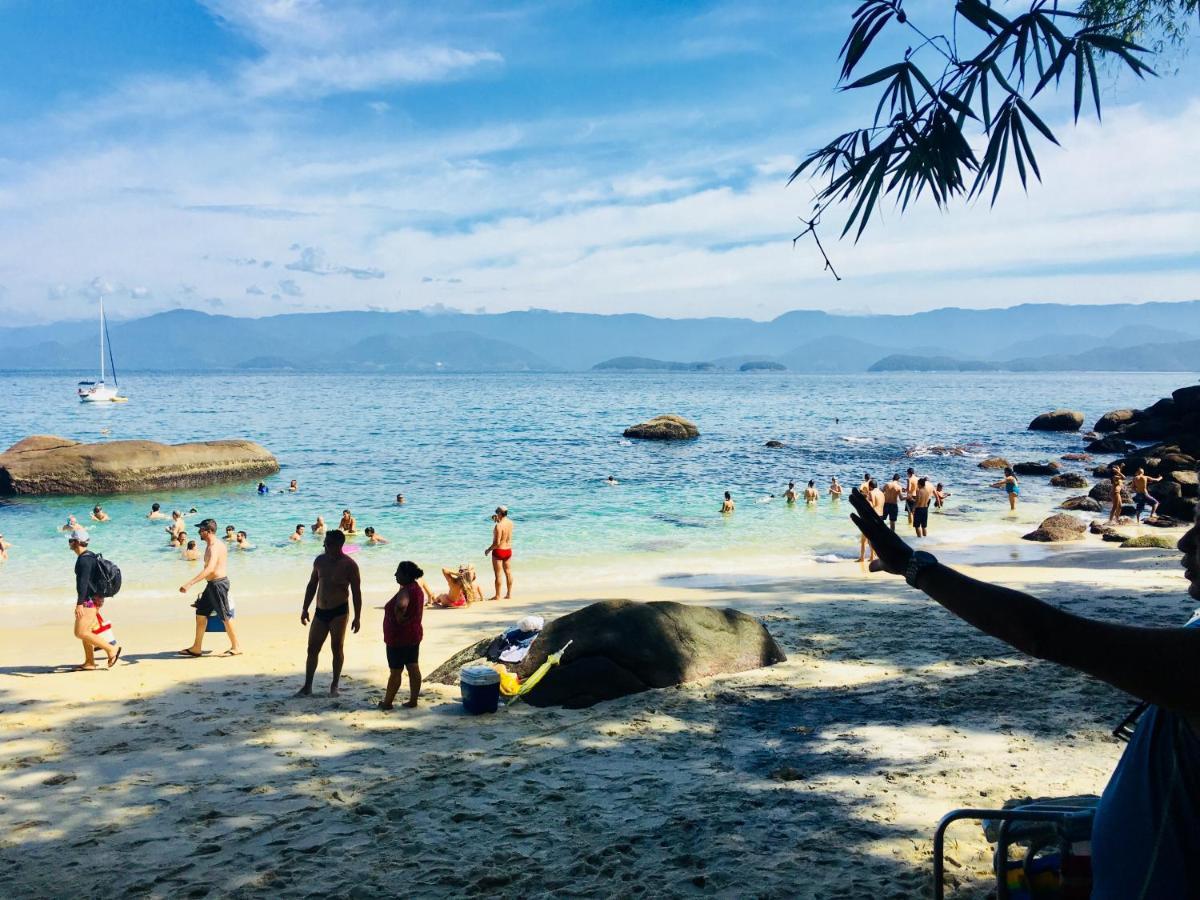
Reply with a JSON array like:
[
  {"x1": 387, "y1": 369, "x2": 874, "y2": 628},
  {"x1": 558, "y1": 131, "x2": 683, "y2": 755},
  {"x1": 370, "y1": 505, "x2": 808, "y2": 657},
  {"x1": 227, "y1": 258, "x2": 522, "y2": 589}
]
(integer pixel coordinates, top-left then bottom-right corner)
[{"x1": 298, "y1": 529, "x2": 362, "y2": 697}]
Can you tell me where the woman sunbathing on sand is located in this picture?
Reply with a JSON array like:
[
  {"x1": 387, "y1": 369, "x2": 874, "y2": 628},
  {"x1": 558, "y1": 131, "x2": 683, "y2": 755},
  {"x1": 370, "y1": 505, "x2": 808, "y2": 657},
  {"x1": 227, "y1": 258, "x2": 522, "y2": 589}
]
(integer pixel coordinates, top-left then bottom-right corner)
[{"x1": 430, "y1": 565, "x2": 482, "y2": 608}]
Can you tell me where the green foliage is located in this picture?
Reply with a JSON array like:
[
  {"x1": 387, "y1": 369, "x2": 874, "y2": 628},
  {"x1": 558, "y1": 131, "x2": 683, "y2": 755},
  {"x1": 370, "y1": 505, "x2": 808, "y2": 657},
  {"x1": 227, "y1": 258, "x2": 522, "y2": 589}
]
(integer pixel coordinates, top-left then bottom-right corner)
[{"x1": 793, "y1": 0, "x2": 1197, "y2": 259}]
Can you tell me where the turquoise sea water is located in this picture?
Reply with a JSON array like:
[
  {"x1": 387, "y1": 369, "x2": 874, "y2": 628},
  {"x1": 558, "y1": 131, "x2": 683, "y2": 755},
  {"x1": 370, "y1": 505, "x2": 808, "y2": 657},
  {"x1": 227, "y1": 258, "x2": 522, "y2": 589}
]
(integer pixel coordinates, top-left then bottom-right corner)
[{"x1": 0, "y1": 371, "x2": 1191, "y2": 605}]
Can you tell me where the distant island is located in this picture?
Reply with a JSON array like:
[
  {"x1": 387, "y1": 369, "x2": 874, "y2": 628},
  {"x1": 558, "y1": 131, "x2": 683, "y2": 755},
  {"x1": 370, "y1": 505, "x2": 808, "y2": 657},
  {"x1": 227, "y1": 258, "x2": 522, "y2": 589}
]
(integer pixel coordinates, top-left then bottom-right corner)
[
  {"x1": 870, "y1": 337, "x2": 1200, "y2": 373},
  {"x1": 869, "y1": 355, "x2": 998, "y2": 372},
  {"x1": 593, "y1": 357, "x2": 717, "y2": 372},
  {"x1": 739, "y1": 361, "x2": 786, "y2": 372}
]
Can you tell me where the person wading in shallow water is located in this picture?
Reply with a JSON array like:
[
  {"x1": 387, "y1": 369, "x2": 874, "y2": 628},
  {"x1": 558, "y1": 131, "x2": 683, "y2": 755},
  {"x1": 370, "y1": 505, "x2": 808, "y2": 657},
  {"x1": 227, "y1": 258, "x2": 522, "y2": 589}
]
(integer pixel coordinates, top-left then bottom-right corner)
[
  {"x1": 848, "y1": 487, "x2": 1200, "y2": 898},
  {"x1": 179, "y1": 518, "x2": 242, "y2": 657},
  {"x1": 484, "y1": 506, "x2": 514, "y2": 601},
  {"x1": 297, "y1": 530, "x2": 361, "y2": 697}
]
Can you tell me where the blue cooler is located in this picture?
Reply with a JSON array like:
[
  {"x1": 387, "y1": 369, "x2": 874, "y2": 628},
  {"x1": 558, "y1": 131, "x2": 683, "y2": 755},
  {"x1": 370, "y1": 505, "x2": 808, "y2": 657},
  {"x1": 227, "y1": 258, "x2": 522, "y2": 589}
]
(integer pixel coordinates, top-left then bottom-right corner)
[{"x1": 460, "y1": 666, "x2": 501, "y2": 714}]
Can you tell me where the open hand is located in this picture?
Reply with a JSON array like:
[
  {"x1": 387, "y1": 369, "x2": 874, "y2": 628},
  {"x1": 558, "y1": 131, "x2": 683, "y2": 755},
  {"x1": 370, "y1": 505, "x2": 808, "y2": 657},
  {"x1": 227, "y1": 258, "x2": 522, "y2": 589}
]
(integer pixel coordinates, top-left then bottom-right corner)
[{"x1": 849, "y1": 489, "x2": 914, "y2": 576}]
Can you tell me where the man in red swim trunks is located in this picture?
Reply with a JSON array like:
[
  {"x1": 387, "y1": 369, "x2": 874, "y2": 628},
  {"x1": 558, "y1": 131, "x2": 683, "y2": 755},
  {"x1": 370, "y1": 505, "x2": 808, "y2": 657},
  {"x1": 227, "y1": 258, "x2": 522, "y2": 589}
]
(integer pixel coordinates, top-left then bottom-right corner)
[{"x1": 484, "y1": 506, "x2": 514, "y2": 601}]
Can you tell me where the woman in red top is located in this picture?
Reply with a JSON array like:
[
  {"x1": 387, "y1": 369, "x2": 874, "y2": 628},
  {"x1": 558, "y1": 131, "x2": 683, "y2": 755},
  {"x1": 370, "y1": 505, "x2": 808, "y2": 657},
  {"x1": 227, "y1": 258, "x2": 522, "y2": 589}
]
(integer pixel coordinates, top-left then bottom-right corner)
[{"x1": 381, "y1": 560, "x2": 425, "y2": 709}]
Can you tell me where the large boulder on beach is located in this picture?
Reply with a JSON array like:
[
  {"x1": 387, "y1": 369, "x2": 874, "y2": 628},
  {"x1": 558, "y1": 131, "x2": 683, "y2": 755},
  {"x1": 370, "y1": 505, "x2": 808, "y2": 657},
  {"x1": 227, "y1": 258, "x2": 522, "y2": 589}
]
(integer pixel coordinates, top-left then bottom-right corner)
[
  {"x1": 1013, "y1": 461, "x2": 1061, "y2": 476},
  {"x1": 0, "y1": 435, "x2": 279, "y2": 495},
  {"x1": 431, "y1": 600, "x2": 786, "y2": 710},
  {"x1": 1089, "y1": 481, "x2": 1115, "y2": 502},
  {"x1": 1060, "y1": 495, "x2": 1102, "y2": 512},
  {"x1": 978, "y1": 457, "x2": 1010, "y2": 470},
  {"x1": 1094, "y1": 409, "x2": 1139, "y2": 433},
  {"x1": 623, "y1": 415, "x2": 699, "y2": 441},
  {"x1": 1029, "y1": 410, "x2": 1084, "y2": 432},
  {"x1": 1171, "y1": 385, "x2": 1200, "y2": 411},
  {"x1": 1022, "y1": 513, "x2": 1087, "y2": 543}
]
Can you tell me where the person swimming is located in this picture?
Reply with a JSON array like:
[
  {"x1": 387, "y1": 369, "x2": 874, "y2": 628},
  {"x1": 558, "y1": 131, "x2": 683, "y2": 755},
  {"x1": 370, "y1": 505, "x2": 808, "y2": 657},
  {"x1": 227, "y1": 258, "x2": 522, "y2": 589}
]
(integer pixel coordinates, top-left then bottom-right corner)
[
  {"x1": 804, "y1": 480, "x2": 819, "y2": 503},
  {"x1": 289, "y1": 479, "x2": 298, "y2": 493},
  {"x1": 364, "y1": 526, "x2": 388, "y2": 544},
  {"x1": 339, "y1": 509, "x2": 357, "y2": 534},
  {"x1": 225, "y1": 525, "x2": 237, "y2": 543},
  {"x1": 829, "y1": 476, "x2": 843, "y2": 500},
  {"x1": 289, "y1": 524, "x2": 306, "y2": 542},
  {"x1": 605, "y1": 476, "x2": 619, "y2": 486},
  {"x1": 312, "y1": 516, "x2": 326, "y2": 535},
  {"x1": 90, "y1": 505, "x2": 110, "y2": 522},
  {"x1": 257, "y1": 482, "x2": 269, "y2": 495},
  {"x1": 784, "y1": 482, "x2": 798, "y2": 504},
  {"x1": 235, "y1": 530, "x2": 255, "y2": 550}
]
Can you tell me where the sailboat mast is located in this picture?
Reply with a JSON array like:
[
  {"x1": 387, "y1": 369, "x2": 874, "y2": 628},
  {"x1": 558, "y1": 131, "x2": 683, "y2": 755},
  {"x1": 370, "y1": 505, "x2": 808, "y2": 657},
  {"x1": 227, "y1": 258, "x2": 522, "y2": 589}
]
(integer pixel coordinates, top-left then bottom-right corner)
[{"x1": 99, "y1": 298, "x2": 106, "y2": 383}]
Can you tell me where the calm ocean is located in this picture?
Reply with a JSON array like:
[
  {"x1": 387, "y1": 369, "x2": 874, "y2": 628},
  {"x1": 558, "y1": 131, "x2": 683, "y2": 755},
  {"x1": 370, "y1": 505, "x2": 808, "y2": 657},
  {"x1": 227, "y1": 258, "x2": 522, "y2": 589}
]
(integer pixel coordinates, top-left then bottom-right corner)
[{"x1": 0, "y1": 371, "x2": 1190, "y2": 606}]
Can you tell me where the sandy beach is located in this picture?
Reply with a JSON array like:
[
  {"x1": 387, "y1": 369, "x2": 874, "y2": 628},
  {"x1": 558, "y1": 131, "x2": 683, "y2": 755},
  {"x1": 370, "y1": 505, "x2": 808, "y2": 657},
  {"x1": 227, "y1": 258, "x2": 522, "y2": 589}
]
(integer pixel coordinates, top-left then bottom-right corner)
[{"x1": 1, "y1": 525, "x2": 1192, "y2": 899}]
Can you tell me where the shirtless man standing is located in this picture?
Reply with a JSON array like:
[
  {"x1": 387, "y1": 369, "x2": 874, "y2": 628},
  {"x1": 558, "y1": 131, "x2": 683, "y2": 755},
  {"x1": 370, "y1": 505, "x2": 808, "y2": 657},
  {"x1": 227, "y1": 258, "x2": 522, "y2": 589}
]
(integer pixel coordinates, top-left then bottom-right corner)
[
  {"x1": 485, "y1": 506, "x2": 514, "y2": 601},
  {"x1": 912, "y1": 477, "x2": 935, "y2": 538},
  {"x1": 298, "y1": 530, "x2": 362, "y2": 697},
  {"x1": 1130, "y1": 467, "x2": 1163, "y2": 522},
  {"x1": 828, "y1": 477, "x2": 843, "y2": 501},
  {"x1": 882, "y1": 474, "x2": 904, "y2": 531},
  {"x1": 179, "y1": 518, "x2": 241, "y2": 657}
]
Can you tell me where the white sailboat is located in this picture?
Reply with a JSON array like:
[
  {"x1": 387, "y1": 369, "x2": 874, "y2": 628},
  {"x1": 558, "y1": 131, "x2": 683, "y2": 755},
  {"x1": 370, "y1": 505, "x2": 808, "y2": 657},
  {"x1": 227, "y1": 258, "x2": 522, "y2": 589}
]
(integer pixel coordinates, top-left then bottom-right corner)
[{"x1": 77, "y1": 297, "x2": 127, "y2": 403}]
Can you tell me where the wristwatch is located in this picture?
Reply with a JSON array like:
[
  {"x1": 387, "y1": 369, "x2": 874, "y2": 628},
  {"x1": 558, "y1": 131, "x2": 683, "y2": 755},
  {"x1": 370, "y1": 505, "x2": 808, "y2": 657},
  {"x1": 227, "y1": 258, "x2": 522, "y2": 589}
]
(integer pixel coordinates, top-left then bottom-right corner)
[{"x1": 905, "y1": 550, "x2": 938, "y2": 589}]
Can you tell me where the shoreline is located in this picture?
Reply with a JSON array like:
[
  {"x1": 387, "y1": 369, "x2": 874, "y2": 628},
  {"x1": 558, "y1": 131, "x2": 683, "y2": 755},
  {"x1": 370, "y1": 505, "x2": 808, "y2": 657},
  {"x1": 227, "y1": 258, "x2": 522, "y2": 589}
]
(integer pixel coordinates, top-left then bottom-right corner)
[{"x1": 1, "y1": 536, "x2": 1193, "y2": 897}]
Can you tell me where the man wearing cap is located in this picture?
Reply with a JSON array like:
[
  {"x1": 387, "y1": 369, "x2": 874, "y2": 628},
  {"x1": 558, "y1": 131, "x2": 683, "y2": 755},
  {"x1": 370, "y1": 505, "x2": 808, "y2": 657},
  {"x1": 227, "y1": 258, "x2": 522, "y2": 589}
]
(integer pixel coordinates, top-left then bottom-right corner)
[
  {"x1": 179, "y1": 518, "x2": 242, "y2": 657},
  {"x1": 484, "y1": 506, "x2": 514, "y2": 601},
  {"x1": 68, "y1": 529, "x2": 120, "y2": 670}
]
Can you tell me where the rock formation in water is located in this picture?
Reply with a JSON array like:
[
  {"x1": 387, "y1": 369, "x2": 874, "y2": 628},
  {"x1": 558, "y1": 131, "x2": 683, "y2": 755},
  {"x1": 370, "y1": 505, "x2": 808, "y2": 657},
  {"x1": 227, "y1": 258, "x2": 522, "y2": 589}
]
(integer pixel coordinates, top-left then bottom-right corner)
[
  {"x1": 1028, "y1": 410, "x2": 1084, "y2": 432},
  {"x1": 0, "y1": 435, "x2": 279, "y2": 495},
  {"x1": 431, "y1": 599, "x2": 786, "y2": 709},
  {"x1": 623, "y1": 415, "x2": 700, "y2": 441}
]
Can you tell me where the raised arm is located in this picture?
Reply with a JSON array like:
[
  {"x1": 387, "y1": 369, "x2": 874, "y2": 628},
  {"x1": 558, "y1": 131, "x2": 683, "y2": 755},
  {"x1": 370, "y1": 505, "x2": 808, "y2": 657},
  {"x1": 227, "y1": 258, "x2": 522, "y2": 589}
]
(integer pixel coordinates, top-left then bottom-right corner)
[{"x1": 848, "y1": 489, "x2": 1200, "y2": 718}]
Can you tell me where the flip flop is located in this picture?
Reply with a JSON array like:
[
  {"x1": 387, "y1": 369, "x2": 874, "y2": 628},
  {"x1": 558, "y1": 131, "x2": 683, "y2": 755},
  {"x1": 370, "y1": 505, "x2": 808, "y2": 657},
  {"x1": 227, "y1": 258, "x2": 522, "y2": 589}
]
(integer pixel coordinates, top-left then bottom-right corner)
[
  {"x1": 107, "y1": 647, "x2": 123, "y2": 668},
  {"x1": 220, "y1": 649, "x2": 243, "y2": 657},
  {"x1": 178, "y1": 648, "x2": 205, "y2": 658}
]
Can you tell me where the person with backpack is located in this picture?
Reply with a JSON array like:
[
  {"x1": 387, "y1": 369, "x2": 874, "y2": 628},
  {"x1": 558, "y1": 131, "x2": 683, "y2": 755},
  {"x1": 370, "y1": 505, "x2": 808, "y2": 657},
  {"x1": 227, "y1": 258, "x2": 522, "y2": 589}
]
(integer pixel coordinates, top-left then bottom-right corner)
[{"x1": 68, "y1": 528, "x2": 121, "y2": 670}]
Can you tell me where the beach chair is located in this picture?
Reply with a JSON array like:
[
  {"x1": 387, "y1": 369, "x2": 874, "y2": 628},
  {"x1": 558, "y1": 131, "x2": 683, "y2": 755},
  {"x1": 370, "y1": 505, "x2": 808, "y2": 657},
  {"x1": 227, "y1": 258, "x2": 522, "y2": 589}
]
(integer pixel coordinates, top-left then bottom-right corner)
[
  {"x1": 932, "y1": 700, "x2": 1147, "y2": 899},
  {"x1": 933, "y1": 796, "x2": 1098, "y2": 899}
]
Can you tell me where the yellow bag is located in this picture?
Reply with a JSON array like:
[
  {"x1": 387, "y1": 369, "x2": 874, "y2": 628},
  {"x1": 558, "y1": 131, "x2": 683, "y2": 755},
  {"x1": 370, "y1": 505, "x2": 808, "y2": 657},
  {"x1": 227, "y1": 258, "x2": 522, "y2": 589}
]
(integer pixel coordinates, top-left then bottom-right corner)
[{"x1": 490, "y1": 664, "x2": 522, "y2": 697}]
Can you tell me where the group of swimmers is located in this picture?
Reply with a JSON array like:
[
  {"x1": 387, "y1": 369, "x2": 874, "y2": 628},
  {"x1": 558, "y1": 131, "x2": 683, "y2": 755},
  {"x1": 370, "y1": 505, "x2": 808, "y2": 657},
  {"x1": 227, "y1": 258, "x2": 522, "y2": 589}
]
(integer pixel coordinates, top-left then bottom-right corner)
[{"x1": 852, "y1": 469, "x2": 948, "y2": 561}]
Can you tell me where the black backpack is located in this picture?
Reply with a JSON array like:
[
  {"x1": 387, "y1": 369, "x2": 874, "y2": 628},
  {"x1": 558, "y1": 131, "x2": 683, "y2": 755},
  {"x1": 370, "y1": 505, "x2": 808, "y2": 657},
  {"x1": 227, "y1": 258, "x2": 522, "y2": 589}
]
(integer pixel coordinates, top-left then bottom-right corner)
[{"x1": 92, "y1": 554, "x2": 123, "y2": 597}]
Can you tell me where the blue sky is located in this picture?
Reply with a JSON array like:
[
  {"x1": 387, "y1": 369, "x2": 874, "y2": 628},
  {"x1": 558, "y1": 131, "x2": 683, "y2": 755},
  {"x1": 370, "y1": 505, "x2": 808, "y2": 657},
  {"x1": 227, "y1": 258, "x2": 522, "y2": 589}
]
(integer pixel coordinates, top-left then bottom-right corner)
[{"x1": 0, "y1": 0, "x2": 1197, "y2": 324}]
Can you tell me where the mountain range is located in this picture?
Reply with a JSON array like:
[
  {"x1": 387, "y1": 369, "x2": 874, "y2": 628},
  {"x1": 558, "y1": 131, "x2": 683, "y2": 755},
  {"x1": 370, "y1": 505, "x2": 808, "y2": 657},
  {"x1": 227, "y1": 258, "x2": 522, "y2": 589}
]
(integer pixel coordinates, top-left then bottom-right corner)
[{"x1": 2, "y1": 301, "x2": 1200, "y2": 373}]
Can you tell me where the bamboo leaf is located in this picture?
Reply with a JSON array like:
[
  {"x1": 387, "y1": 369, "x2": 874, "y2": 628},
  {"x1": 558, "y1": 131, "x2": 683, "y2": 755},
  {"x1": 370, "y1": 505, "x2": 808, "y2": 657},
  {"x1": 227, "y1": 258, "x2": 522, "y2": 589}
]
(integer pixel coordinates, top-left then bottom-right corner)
[
  {"x1": 1086, "y1": 43, "x2": 1101, "y2": 120},
  {"x1": 842, "y1": 62, "x2": 907, "y2": 90},
  {"x1": 1073, "y1": 43, "x2": 1084, "y2": 121},
  {"x1": 1015, "y1": 98, "x2": 1059, "y2": 145}
]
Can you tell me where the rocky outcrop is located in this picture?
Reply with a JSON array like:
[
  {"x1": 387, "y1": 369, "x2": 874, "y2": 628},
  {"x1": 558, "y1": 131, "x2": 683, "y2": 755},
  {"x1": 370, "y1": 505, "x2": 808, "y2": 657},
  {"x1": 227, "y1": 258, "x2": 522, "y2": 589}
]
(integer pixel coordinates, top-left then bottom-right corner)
[
  {"x1": 1022, "y1": 513, "x2": 1087, "y2": 543},
  {"x1": 1098, "y1": 380, "x2": 1200, "y2": 519},
  {"x1": 978, "y1": 457, "x2": 1010, "y2": 470},
  {"x1": 1060, "y1": 495, "x2": 1102, "y2": 512},
  {"x1": 0, "y1": 435, "x2": 279, "y2": 495},
  {"x1": 1028, "y1": 410, "x2": 1084, "y2": 432},
  {"x1": 432, "y1": 600, "x2": 786, "y2": 709},
  {"x1": 764, "y1": 440, "x2": 785, "y2": 448},
  {"x1": 1049, "y1": 472, "x2": 1089, "y2": 489},
  {"x1": 1086, "y1": 434, "x2": 1137, "y2": 455},
  {"x1": 623, "y1": 415, "x2": 699, "y2": 441},
  {"x1": 1013, "y1": 461, "x2": 1061, "y2": 476},
  {"x1": 1094, "y1": 409, "x2": 1139, "y2": 433},
  {"x1": 1061, "y1": 453, "x2": 1092, "y2": 462},
  {"x1": 1089, "y1": 481, "x2": 1116, "y2": 502}
]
